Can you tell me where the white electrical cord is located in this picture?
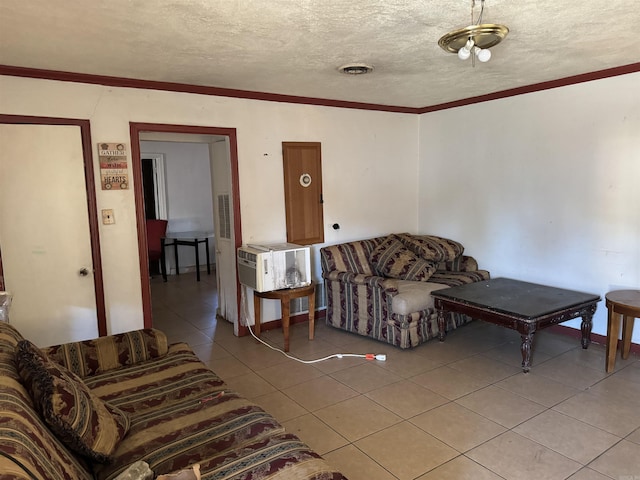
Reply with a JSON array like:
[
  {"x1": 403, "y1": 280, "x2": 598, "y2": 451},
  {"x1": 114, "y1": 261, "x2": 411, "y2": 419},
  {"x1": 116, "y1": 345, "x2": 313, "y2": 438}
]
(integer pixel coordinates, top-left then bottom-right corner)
[
  {"x1": 246, "y1": 324, "x2": 386, "y2": 364},
  {"x1": 241, "y1": 285, "x2": 386, "y2": 364}
]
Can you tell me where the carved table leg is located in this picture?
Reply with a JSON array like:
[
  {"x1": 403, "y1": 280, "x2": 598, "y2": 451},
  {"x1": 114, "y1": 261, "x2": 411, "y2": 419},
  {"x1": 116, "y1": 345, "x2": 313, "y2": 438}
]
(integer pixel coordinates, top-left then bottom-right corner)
[
  {"x1": 437, "y1": 309, "x2": 446, "y2": 341},
  {"x1": 521, "y1": 333, "x2": 533, "y2": 373},
  {"x1": 581, "y1": 307, "x2": 595, "y2": 349}
]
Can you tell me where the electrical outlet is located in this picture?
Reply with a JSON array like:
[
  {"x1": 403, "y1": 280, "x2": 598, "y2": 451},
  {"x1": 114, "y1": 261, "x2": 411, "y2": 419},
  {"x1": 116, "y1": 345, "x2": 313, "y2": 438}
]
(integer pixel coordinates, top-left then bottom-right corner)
[{"x1": 102, "y1": 209, "x2": 115, "y2": 225}]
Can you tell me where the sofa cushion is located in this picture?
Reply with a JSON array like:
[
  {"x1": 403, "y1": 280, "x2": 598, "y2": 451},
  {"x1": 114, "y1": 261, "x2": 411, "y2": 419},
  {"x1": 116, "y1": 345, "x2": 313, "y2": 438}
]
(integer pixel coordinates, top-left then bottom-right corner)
[
  {"x1": 370, "y1": 235, "x2": 437, "y2": 281},
  {"x1": 43, "y1": 328, "x2": 169, "y2": 379},
  {"x1": 397, "y1": 233, "x2": 464, "y2": 263},
  {"x1": 15, "y1": 340, "x2": 130, "y2": 463},
  {"x1": 391, "y1": 281, "x2": 451, "y2": 315}
]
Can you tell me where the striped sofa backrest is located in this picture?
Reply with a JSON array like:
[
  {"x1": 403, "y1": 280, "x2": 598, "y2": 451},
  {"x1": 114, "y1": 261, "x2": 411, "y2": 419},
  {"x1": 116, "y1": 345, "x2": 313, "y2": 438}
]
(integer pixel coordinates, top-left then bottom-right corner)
[
  {"x1": 320, "y1": 237, "x2": 385, "y2": 276},
  {"x1": 0, "y1": 322, "x2": 93, "y2": 480}
]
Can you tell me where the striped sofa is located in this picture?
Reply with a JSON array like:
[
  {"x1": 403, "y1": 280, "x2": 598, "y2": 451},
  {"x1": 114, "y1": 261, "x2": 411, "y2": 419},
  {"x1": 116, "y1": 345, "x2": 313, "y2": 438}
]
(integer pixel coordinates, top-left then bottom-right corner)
[
  {"x1": 0, "y1": 322, "x2": 346, "y2": 480},
  {"x1": 320, "y1": 234, "x2": 490, "y2": 349}
]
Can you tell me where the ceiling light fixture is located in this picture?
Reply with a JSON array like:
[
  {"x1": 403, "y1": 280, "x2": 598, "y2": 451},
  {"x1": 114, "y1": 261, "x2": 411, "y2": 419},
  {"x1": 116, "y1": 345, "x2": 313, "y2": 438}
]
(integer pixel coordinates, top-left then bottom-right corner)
[
  {"x1": 438, "y1": 0, "x2": 508, "y2": 66},
  {"x1": 338, "y1": 63, "x2": 374, "y2": 75}
]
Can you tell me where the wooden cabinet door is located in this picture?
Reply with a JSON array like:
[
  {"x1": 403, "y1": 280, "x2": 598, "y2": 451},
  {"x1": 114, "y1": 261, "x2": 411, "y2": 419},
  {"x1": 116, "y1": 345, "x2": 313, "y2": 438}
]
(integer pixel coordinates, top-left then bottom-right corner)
[{"x1": 282, "y1": 142, "x2": 324, "y2": 245}]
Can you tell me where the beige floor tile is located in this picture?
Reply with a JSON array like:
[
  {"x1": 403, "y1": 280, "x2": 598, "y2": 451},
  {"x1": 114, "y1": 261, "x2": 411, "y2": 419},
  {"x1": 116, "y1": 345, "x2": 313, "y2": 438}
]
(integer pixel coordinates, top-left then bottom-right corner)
[
  {"x1": 224, "y1": 339, "x2": 291, "y2": 370},
  {"x1": 554, "y1": 344, "x2": 610, "y2": 372},
  {"x1": 534, "y1": 331, "x2": 583, "y2": 356},
  {"x1": 438, "y1": 329, "x2": 508, "y2": 354},
  {"x1": 448, "y1": 354, "x2": 521, "y2": 383},
  {"x1": 312, "y1": 354, "x2": 370, "y2": 375},
  {"x1": 222, "y1": 371, "x2": 277, "y2": 399},
  {"x1": 323, "y1": 445, "x2": 397, "y2": 480},
  {"x1": 375, "y1": 348, "x2": 443, "y2": 378},
  {"x1": 329, "y1": 362, "x2": 402, "y2": 393},
  {"x1": 627, "y1": 427, "x2": 640, "y2": 445},
  {"x1": 553, "y1": 392, "x2": 640, "y2": 437},
  {"x1": 282, "y1": 413, "x2": 349, "y2": 455},
  {"x1": 495, "y1": 371, "x2": 579, "y2": 407},
  {"x1": 314, "y1": 395, "x2": 402, "y2": 441},
  {"x1": 588, "y1": 440, "x2": 640, "y2": 479},
  {"x1": 282, "y1": 375, "x2": 358, "y2": 411},
  {"x1": 277, "y1": 336, "x2": 342, "y2": 361},
  {"x1": 456, "y1": 385, "x2": 546, "y2": 428},
  {"x1": 613, "y1": 359, "x2": 640, "y2": 383},
  {"x1": 566, "y1": 467, "x2": 615, "y2": 480},
  {"x1": 178, "y1": 328, "x2": 215, "y2": 346},
  {"x1": 410, "y1": 365, "x2": 488, "y2": 400},
  {"x1": 414, "y1": 340, "x2": 479, "y2": 365},
  {"x1": 332, "y1": 333, "x2": 389, "y2": 353},
  {"x1": 190, "y1": 341, "x2": 232, "y2": 363},
  {"x1": 416, "y1": 455, "x2": 503, "y2": 480},
  {"x1": 481, "y1": 339, "x2": 553, "y2": 369},
  {"x1": 468, "y1": 431, "x2": 581, "y2": 480},
  {"x1": 513, "y1": 410, "x2": 620, "y2": 464},
  {"x1": 411, "y1": 402, "x2": 506, "y2": 452},
  {"x1": 207, "y1": 355, "x2": 252, "y2": 380},
  {"x1": 531, "y1": 356, "x2": 608, "y2": 390},
  {"x1": 255, "y1": 359, "x2": 324, "y2": 389},
  {"x1": 356, "y1": 422, "x2": 458, "y2": 480},
  {"x1": 159, "y1": 318, "x2": 201, "y2": 336},
  {"x1": 365, "y1": 380, "x2": 448, "y2": 419},
  {"x1": 252, "y1": 390, "x2": 307, "y2": 423},
  {"x1": 587, "y1": 375, "x2": 640, "y2": 408}
]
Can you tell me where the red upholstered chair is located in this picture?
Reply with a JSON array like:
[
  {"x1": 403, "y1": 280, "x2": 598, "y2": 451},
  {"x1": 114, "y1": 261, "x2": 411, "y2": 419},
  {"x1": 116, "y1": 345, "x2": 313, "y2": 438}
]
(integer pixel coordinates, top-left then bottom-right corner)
[{"x1": 146, "y1": 219, "x2": 168, "y2": 281}]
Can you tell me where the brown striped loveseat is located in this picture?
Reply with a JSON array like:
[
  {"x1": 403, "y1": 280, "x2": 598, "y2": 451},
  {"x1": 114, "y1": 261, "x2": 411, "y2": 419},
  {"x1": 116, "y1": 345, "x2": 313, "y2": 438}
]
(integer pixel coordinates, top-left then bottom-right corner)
[
  {"x1": 0, "y1": 322, "x2": 346, "y2": 480},
  {"x1": 320, "y1": 233, "x2": 490, "y2": 349}
]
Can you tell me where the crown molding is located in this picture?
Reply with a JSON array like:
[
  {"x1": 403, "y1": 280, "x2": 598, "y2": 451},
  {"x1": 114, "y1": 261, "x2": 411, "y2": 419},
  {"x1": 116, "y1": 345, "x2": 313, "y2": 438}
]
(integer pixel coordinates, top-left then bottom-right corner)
[{"x1": 1, "y1": 63, "x2": 639, "y2": 115}]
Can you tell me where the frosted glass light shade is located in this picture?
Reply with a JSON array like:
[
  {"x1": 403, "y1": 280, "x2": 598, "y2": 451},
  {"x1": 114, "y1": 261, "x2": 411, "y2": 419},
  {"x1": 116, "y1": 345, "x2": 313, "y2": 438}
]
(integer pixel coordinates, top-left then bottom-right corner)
[{"x1": 458, "y1": 47, "x2": 471, "y2": 60}]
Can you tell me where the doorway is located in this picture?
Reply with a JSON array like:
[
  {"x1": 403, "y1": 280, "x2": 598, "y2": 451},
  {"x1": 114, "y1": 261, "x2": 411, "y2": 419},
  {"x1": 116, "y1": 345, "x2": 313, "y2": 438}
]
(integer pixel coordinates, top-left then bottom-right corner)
[{"x1": 129, "y1": 123, "x2": 244, "y2": 335}]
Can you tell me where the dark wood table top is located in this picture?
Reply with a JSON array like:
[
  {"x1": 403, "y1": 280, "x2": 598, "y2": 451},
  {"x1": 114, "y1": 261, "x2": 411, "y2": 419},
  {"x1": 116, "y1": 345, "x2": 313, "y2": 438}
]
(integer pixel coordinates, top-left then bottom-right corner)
[{"x1": 431, "y1": 277, "x2": 600, "y2": 320}]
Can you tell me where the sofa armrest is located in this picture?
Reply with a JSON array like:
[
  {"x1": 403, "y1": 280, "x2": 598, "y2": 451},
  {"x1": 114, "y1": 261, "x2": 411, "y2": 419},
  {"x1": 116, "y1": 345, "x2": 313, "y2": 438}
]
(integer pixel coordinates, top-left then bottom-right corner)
[
  {"x1": 43, "y1": 328, "x2": 169, "y2": 379},
  {"x1": 324, "y1": 271, "x2": 398, "y2": 294},
  {"x1": 438, "y1": 255, "x2": 479, "y2": 272}
]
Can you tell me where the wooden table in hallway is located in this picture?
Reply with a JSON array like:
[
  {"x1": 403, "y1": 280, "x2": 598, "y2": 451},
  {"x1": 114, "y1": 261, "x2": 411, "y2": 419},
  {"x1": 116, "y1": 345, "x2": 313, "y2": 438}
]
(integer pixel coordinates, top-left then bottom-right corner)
[{"x1": 162, "y1": 231, "x2": 214, "y2": 282}]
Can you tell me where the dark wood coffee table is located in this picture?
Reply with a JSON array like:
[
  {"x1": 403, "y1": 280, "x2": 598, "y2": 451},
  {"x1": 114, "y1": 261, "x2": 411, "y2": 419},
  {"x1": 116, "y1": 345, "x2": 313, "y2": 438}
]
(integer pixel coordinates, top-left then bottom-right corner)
[{"x1": 432, "y1": 278, "x2": 600, "y2": 372}]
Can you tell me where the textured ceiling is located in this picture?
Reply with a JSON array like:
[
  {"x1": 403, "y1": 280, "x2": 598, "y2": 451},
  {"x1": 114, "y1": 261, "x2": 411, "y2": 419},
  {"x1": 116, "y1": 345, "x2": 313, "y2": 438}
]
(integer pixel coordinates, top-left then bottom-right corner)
[{"x1": 0, "y1": 0, "x2": 638, "y2": 109}]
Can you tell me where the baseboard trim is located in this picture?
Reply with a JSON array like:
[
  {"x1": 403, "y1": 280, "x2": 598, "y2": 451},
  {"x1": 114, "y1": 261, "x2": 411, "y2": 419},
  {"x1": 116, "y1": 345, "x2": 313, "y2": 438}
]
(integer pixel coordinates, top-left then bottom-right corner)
[
  {"x1": 549, "y1": 324, "x2": 640, "y2": 355},
  {"x1": 253, "y1": 308, "x2": 327, "y2": 334},
  {"x1": 241, "y1": 314, "x2": 640, "y2": 356}
]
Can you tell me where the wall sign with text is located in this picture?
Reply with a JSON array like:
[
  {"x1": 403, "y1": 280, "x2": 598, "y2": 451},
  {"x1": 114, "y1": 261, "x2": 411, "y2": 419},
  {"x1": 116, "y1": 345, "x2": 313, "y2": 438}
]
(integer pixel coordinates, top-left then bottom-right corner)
[{"x1": 98, "y1": 142, "x2": 129, "y2": 190}]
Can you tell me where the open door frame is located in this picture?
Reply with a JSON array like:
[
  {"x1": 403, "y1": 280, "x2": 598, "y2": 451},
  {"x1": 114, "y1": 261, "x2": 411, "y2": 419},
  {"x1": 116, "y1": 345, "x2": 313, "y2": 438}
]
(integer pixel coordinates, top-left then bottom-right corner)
[
  {"x1": 129, "y1": 122, "x2": 244, "y2": 331},
  {"x1": 0, "y1": 114, "x2": 107, "y2": 336}
]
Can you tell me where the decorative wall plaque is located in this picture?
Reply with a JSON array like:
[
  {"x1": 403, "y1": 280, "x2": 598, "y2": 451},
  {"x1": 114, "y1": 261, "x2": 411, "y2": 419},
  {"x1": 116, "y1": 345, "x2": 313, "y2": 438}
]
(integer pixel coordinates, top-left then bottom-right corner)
[{"x1": 98, "y1": 142, "x2": 129, "y2": 190}]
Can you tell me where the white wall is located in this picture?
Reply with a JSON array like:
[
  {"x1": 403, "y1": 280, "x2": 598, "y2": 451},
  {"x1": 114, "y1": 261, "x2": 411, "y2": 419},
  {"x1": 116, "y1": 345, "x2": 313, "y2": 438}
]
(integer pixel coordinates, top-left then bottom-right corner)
[
  {"x1": 0, "y1": 75, "x2": 419, "y2": 335},
  {"x1": 140, "y1": 140, "x2": 215, "y2": 273},
  {"x1": 418, "y1": 72, "x2": 640, "y2": 342}
]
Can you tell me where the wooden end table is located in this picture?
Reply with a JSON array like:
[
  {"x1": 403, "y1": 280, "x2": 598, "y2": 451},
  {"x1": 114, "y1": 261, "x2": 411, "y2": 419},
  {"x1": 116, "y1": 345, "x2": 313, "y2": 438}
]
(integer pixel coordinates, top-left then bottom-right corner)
[
  {"x1": 431, "y1": 278, "x2": 600, "y2": 372},
  {"x1": 253, "y1": 282, "x2": 315, "y2": 352},
  {"x1": 605, "y1": 290, "x2": 639, "y2": 373}
]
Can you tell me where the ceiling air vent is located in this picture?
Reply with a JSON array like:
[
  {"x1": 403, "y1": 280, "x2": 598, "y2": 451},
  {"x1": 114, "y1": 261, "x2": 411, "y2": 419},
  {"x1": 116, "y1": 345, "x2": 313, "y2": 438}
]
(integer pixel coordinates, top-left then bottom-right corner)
[{"x1": 338, "y1": 63, "x2": 374, "y2": 75}]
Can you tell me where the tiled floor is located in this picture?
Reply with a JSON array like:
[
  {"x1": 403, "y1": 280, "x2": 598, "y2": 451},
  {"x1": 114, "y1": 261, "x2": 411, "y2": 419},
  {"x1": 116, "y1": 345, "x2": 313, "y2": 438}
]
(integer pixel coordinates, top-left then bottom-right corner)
[{"x1": 151, "y1": 273, "x2": 640, "y2": 480}]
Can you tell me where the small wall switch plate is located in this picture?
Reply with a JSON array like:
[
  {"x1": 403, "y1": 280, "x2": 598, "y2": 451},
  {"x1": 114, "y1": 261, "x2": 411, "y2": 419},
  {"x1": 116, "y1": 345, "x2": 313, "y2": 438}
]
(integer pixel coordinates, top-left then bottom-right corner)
[{"x1": 102, "y1": 209, "x2": 115, "y2": 225}]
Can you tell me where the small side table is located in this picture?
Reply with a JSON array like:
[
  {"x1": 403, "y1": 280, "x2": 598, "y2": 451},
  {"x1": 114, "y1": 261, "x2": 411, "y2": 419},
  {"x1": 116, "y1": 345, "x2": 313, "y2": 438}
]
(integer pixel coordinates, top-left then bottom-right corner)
[
  {"x1": 605, "y1": 290, "x2": 640, "y2": 373},
  {"x1": 253, "y1": 282, "x2": 315, "y2": 352}
]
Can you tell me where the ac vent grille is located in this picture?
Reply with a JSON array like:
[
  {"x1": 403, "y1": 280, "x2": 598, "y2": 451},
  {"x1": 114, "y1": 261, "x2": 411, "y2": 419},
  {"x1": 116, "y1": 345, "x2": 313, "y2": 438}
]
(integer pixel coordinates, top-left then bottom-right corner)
[
  {"x1": 217, "y1": 194, "x2": 231, "y2": 240},
  {"x1": 291, "y1": 281, "x2": 326, "y2": 314}
]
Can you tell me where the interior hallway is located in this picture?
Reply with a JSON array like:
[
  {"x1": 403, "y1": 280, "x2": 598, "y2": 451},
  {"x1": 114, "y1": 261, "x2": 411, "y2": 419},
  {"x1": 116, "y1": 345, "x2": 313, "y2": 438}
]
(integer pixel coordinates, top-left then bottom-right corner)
[{"x1": 151, "y1": 273, "x2": 640, "y2": 480}]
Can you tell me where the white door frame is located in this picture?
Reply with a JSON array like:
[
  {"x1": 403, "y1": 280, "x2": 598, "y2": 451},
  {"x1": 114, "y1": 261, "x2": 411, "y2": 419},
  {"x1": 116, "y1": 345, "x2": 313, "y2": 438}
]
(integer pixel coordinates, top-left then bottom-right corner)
[{"x1": 130, "y1": 122, "x2": 243, "y2": 331}]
